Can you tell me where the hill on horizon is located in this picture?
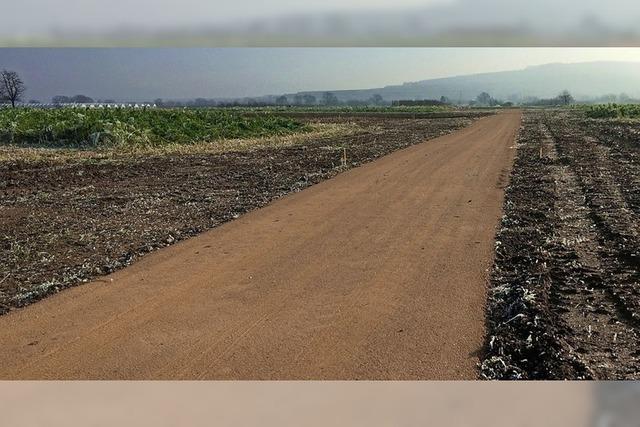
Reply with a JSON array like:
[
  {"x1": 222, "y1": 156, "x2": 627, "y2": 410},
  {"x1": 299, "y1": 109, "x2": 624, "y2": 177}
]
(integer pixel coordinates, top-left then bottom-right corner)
[{"x1": 283, "y1": 61, "x2": 640, "y2": 103}]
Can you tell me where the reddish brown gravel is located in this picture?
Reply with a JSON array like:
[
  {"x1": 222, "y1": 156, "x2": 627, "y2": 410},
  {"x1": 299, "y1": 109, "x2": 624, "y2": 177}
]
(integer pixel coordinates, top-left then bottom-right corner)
[{"x1": 0, "y1": 111, "x2": 520, "y2": 379}]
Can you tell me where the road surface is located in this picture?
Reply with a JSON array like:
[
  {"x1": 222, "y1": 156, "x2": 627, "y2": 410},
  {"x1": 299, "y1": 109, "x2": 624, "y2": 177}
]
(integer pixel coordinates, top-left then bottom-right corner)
[{"x1": 0, "y1": 111, "x2": 521, "y2": 379}]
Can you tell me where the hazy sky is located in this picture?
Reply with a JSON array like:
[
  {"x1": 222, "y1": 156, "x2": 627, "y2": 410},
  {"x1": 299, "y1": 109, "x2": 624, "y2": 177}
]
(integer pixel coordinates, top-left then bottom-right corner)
[
  {"x1": 3, "y1": 0, "x2": 639, "y2": 48},
  {"x1": 1, "y1": 48, "x2": 640, "y2": 101},
  {"x1": 3, "y1": 0, "x2": 451, "y2": 35}
]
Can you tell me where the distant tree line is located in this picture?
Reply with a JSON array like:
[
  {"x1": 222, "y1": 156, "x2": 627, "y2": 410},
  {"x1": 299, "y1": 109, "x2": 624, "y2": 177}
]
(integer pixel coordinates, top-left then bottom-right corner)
[
  {"x1": 392, "y1": 99, "x2": 446, "y2": 106},
  {"x1": 52, "y1": 95, "x2": 99, "y2": 104},
  {"x1": 44, "y1": 90, "x2": 640, "y2": 109},
  {"x1": 275, "y1": 92, "x2": 387, "y2": 107},
  {"x1": 152, "y1": 92, "x2": 389, "y2": 108},
  {"x1": 473, "y1": 92, "x2": 501, "y2": 107},
  {"x1": 590, "y1": 93, "x2": 635, "y2": 103},
  {"x1": 521, "y1": 90, "x2": 575, "y2": 106}
]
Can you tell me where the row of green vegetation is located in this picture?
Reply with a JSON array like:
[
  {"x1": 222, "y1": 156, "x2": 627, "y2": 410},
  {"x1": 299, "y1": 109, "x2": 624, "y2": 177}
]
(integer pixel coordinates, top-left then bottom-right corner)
[
  {"x1": 582, "y1": 103, "x2": 640, "y2": 119},
  {"x1": 0, "y1": 108, "x2": 308, "y2": 148}
]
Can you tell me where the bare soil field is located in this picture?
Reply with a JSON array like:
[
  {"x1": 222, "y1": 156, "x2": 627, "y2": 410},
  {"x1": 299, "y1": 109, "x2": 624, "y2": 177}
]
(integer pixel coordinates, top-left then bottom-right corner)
[
  {"x1": 0, "y1": 114, "x2": 474, "y2": 314},
  {"x1": 482, "y1": 109, "x2": 640, "y2": 380},
  {"x1": 249, "y1": 110, "x2": 495, "y2": 120}
]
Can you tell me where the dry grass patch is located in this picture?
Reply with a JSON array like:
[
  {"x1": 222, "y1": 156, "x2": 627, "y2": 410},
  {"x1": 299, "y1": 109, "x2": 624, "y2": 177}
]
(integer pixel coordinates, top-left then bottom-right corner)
[{"x1": 0, "y1": 123, "x2": 360, "y2": 164}]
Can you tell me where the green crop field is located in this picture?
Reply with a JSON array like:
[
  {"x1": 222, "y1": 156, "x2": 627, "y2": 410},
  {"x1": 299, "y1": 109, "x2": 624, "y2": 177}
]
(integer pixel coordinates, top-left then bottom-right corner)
[
  {"x1": 0, "y1": 108, "x2": 308, "y2": 148},
  {"x1": 582, "y1": 103, "x2": 640, "y2": 119}
]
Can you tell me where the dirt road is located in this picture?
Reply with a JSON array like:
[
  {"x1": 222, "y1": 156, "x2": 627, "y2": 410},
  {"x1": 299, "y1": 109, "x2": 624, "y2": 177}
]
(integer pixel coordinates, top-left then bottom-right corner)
[{"x1": 0, "y1": 111, "x2": 520, "y2": 379}]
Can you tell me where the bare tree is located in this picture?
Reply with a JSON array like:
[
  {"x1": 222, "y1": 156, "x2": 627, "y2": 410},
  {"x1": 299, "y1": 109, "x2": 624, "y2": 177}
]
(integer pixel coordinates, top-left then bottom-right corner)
[
  {"x1": 302, "y1": 94, "x2": 316, "y2": 105},
  {"x1": 52, "y1": 95, "x2": 71, "y2": 104},
  {"x1": 322, "y1": 92, "x2": 339, "y2": 106},
  {"x1": 557, "y1": 90, "x2": 574, "y2": 105},
  {"x1": 369, "y1": 94, "x2": 385, "y2": 106},
  {"x1": 476, "y1": 92, "x2": 493, "y2": 106},
  {"x1": 0, "y1": 70, "x2": 26, "y2": 108}
]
